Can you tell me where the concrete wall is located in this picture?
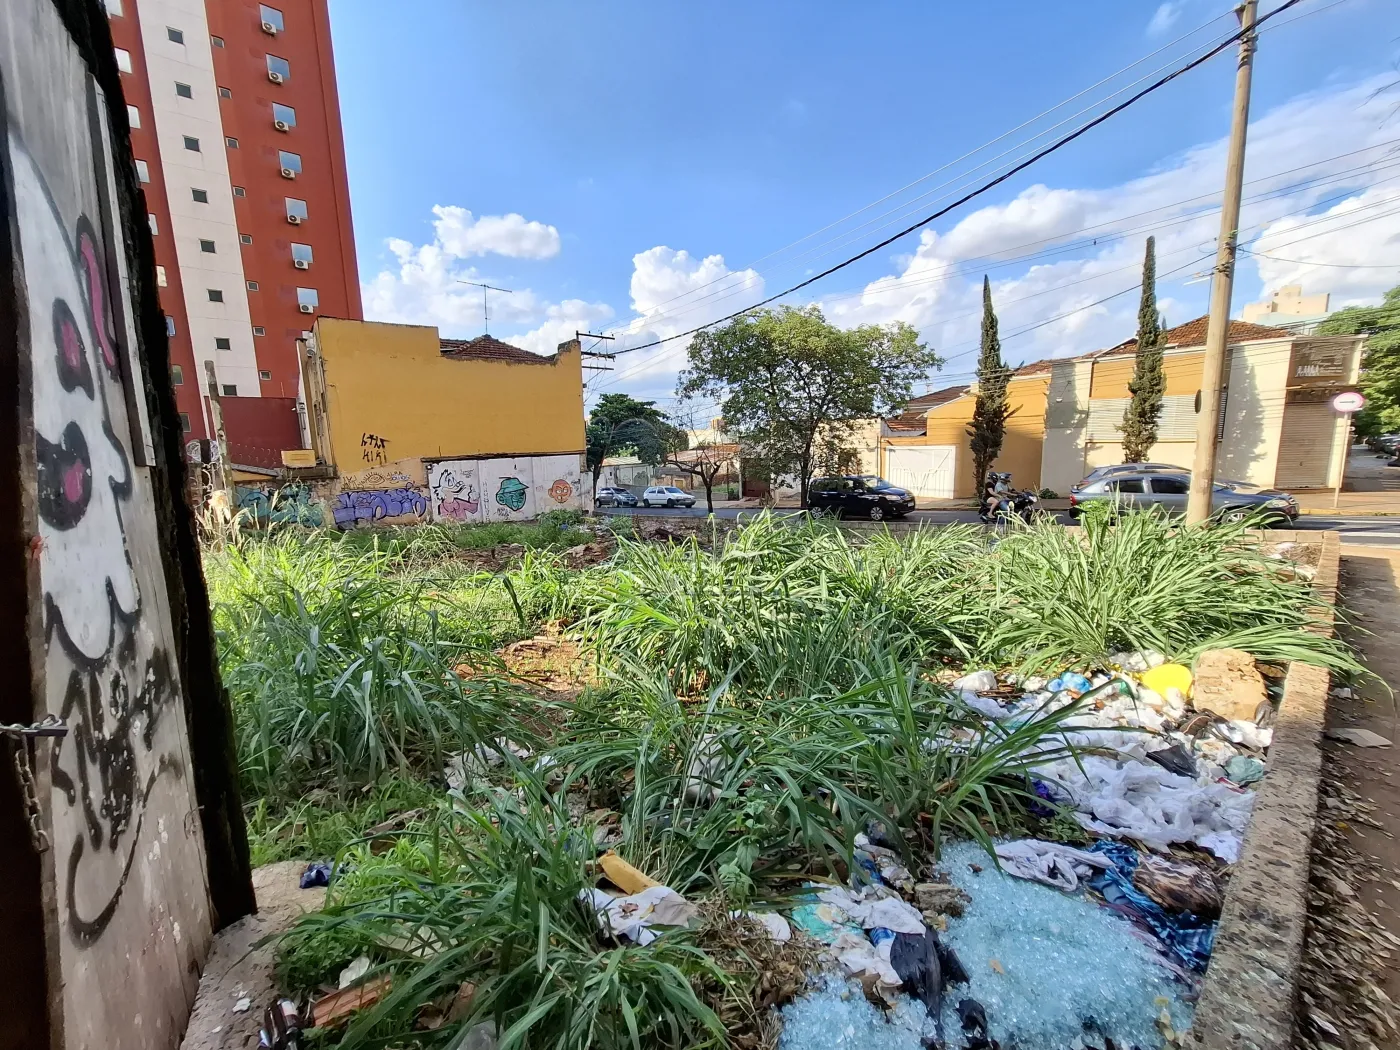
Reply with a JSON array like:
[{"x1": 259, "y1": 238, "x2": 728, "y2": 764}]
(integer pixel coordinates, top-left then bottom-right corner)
[
  {"x1": 427, "y1": 453, "x2": 587, "y2": 523},
  {"x1": 0, "y1": 1, "x2": 250, "y2": 1044},
  {"x1": 313, "y1": 317, "x2": 586, "y2": 469}
]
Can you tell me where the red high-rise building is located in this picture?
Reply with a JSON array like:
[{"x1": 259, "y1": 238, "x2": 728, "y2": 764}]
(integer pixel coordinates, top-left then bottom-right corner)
[{"x1": 105, "y1": 0, "x2": 360, "y2": 466}]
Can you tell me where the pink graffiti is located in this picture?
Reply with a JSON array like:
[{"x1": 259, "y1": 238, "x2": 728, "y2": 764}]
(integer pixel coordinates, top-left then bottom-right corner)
[
  {"x1": 77, "y1": 229, "x2": 119, "y2": 374},
  {"x1": 437, "y1": 497, "x2": 479, "y2": 521}
]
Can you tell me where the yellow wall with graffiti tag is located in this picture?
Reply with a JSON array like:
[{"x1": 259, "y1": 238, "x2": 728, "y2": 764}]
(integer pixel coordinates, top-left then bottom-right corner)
[{"x1": 313, "y1": 318, "x2": 586, "y2": 471}]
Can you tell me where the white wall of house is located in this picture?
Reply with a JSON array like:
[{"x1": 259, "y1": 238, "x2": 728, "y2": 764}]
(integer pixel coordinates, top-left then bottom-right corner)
[{"x1": 1218, "y1": 338, "x2": 1293, "y2": 486}]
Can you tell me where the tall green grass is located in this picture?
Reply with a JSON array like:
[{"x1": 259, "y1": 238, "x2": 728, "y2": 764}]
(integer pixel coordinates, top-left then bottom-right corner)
[
  {"x1": 278, "y1": 780, "x2": 726, "y2": 1050},
  {"x1": 207, "y1": 532, "x2": 537, "y2": 801}
]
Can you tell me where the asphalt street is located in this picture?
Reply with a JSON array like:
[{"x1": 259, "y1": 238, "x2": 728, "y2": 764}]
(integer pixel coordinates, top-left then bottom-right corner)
[{"x1": 597, "y1": 505, "x2": 1400, "y2": 547}]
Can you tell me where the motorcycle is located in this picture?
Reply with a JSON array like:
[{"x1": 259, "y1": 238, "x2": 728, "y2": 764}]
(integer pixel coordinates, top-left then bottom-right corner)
[{"x1": 979, "y1": 471, "x2": 1039, "y2": 524}]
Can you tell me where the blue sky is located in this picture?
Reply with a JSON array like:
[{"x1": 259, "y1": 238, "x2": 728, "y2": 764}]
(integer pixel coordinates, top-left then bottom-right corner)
[{"x1": 328, "y1": 0, "x2": 1400, "y2": 404}]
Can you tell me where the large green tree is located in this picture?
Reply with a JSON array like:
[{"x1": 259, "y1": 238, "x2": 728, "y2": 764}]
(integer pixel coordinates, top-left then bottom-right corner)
[
  {"x1": 585, "y1": 393, "x2": 673, "y2": 490},
  {"x1": 679, "y1": 306, "x2": 939, "y2": 507},
  {"x1": 967, "y1": 277, "x2": 1010, "y2": 487},
  {"x1": 1121, "y1": 236, "x2": 1166, "y2": 462},
  {"x1": 1317, "y1": 283, "x2": 1400, "y2": 438}
]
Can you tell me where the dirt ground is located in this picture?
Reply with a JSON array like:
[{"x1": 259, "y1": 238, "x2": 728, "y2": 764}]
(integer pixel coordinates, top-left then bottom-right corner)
[
  {"x1": 1295, "y1": 546, "x2": 1400, "y2": 1046},
  {"x1": 179, "y1": 863, "x2": 326, "y2": 1050}
]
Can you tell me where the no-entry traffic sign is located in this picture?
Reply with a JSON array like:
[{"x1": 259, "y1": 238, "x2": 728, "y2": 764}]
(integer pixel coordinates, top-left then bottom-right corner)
[{"x1": 1332, "y1": 391, "x2": 1366, "y2": 414}]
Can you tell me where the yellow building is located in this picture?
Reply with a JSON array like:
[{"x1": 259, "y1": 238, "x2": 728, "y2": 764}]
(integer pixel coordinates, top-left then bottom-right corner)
[
  {"x1": 297, "y1": 318, "x2": 588, "y2": 527},
  {"x1": 880, "y1": 315, "x2": 1364, "y2": 499}
]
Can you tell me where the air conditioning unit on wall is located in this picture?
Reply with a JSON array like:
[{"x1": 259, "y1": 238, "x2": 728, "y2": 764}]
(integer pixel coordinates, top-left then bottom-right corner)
[
  {"x1": 280, "y1": 167, "x2": 296, "y2": 179},
  {"x1": 293, "y1": 258, "x2": 309, "y2": 270},
  {"x1": 261, "y1": 20, "x2": 278, "y2": 34},
  {"x1": 299, "y1": 303, "x2": 314, "y2": 314},
  {"x1": 274, "y1": 119, "x2": 290, "y2": 132},
  {"x1": 268, "y1": 70, "x2": 284, "y2": 84},
  {"x1": 286, "y1": 213, "x2": 302, "y2": 224}
]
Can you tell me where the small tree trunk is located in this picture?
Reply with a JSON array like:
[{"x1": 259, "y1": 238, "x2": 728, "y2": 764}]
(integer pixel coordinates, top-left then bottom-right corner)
[{"x1": 703, "y1": 477, "x2": 715, "y2": 513}]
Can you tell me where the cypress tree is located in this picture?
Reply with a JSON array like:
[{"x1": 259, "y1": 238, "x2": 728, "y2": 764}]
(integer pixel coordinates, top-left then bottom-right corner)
[
  {"x1": 1121, "y1": 236, "x2": 1166, "y2": 463},
  {"x1": 968, "y1": 276, "x2": 1011, "y2": 487}
]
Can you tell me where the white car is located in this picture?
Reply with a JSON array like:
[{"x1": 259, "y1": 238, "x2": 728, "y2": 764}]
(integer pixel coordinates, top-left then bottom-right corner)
[{"x1": 640, "y1": 485, "x2": 696, "y2": 508}]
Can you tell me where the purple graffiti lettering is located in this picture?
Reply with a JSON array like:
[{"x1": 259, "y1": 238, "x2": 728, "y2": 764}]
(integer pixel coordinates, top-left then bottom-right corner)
[{"x1": 333, "y1": 487, "x2": 427, "y2": 528}]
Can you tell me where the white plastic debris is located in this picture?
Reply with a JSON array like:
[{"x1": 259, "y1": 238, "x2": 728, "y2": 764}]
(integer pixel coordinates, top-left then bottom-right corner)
[
  {"x1": 445, "y1": 739, "x2": 532, "y2": 789},
  {"x1": 233, "y1": 997, "x2": 252, "y2": 1014},
  {"x1": 831, "y1": 930, "x2": 902, "y2": 986},
  {"x1": 731, "y1": 910, "x2": 793, "y2": 942},
  {"x1": 816, "y1": 886, "x2": 926, "y2": 935},
  {"x1": 953, "y1": 670, "x2": 998, "y2": 693},
  {"x1": 580, "y1": 886, "x2": 697, "y2": 946},
  {"x1": 338, "y1": 954, "x2": 371, "y2": 989},
  {"x1": 1109, "y1": 649, "x2": 1166, "y2": 672},
  {"x1": 993, "y1": 839, "x2": 1113, "y2": 894},
  {"x1": 683, "y1": 733, "x2": 726, "y2": 803},
  {"x1": 1218, "y1": 720, "x2": 1273, "y2": 750},
  {"x1": 1033, "y1": 754, "x2": 1254, "y2": 861},
  {"x1": 962, "y1": 692, "x2": 1010, "y2": 720}
]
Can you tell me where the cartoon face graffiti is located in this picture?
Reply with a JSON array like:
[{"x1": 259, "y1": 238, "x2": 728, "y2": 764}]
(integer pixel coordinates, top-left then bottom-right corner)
[
  {"x1": 432, "y1": 467, "x2": 480, "y2": 522},
  {"x1": 496, "y1": 476, "x2": 528, "y2": 512},
  {"x1": 548, "y1": 479, "x2": 574, "y2": 504}
]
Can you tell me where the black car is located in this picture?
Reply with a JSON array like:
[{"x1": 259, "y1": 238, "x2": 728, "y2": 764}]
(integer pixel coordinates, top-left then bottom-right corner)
[
  {"x1": 808, "y1": 475, "x2": 916, "y2": 520},
  {"x1": 595, "y1": 486, "x2": 638, "y2": 507}
]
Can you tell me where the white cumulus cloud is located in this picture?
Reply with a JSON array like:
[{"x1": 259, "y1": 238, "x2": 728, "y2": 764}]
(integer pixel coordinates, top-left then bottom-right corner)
[
  {"x1": 431, "y1": 205, "x2": 560, "y2": 260},
  {"x1": 814, "y1": 75, "x2": 1400, "y2": 384},
  {"x1": 362, "y1": 203, "x2": 561, "y2": 339}
]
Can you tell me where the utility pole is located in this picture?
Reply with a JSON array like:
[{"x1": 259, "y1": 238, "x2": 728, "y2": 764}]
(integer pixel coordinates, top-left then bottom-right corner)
[{"x1": 1186, "y1": 0, "x2": 1258, "y2": 524}]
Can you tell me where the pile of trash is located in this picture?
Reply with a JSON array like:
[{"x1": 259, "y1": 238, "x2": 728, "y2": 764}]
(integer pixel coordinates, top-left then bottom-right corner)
[{"x1": 950, "y1": 647, "x2": 1276, "y2": 864}]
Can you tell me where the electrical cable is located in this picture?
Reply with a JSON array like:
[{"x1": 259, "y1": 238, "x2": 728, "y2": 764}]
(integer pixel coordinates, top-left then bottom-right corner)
[
  {"x1": 605, "y1": 0, "x2": 1306, "y2": 360},
  {"x1": 591, "y1": 9, "x2": 1241, "y2": 338}
]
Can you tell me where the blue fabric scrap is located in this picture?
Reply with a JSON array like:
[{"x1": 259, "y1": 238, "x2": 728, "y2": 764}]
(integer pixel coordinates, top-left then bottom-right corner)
[{"x1": 1087, "y1": 840, "x2": 1215, "y2": 973}]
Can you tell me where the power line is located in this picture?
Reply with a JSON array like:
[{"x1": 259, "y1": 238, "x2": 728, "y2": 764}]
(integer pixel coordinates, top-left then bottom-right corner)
[
  {"x1": 1241, "y1": 248, "x2": 1400, "y2": 268},
  {"x1": 592, "y1": 9, "x2": 1241, "y2": 341},
  {"x1": 607, "y1": 0, "x2": 1306, "y2": 360},
  {"x1": 596, "y1": 168, "x2": 1400, "y2": 393}
]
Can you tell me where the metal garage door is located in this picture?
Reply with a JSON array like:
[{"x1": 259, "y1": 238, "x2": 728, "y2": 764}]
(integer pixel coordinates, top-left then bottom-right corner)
[
  {"x1": 886, "y1": 446, "x2": 956, "y2": 499},
  {"x1": 1276, "y1": 402, "x2": 1340, "y2": 489}
]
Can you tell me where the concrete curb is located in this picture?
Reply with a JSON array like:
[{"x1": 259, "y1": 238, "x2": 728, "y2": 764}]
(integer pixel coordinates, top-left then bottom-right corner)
[{"x1": 1190, "y1": 529, "x2": 1340, "y2": 1050}]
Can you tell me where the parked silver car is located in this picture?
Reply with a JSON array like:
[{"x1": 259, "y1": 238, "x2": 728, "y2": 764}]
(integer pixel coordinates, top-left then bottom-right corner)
[
  {"x1": 1070, "y1": 462, "x2": 1187, "y2": 492},
  {"x1": 640, "y1": 485, "x2": 696, "y2": 508},
  {"x1": 1068, "y1": 470, "x2": 1299, "y2": 523}
]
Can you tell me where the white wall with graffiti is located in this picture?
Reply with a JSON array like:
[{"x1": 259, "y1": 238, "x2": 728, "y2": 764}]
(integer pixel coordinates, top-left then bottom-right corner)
[
  {"x1": 2, "y1": 0, "x2": 213, "y2": 1044},
  {"x1": 428, "y1": 453, "x2": 586, "y2": 523}
]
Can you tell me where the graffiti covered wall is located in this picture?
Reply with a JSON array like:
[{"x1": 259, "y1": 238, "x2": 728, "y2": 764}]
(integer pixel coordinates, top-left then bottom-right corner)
[
  {"x1": 428, "y1": 454, "x2": 585, "y2": 523},
  {"x1": 331, "y1": 457, "x2": 429, "y2": 528},
  {"x1": 1, "y1": 1, "x2": 223, "y2": 1044}
]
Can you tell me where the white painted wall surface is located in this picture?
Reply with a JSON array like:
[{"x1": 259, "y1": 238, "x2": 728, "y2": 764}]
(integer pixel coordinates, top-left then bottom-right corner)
[{"x1": 137, "y1": 0, "x2": 259, "y2": 415}]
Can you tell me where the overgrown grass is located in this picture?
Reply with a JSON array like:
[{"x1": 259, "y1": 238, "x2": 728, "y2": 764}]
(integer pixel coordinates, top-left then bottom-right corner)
[
  {"x1": 278, "y1": 781, "x2": 726, "y2": 1050},
  {"x1": 206, "y1": 532, "x2": 540, "y2": 802},
  {"x1": 207, "y1": 507, "x2": 1356, "y2": 1049}
]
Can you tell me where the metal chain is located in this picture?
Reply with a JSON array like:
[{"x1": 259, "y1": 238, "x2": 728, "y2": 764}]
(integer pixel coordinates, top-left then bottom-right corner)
[{"x1": 1, "y1": 716, "x2": 68, "y2": 854}]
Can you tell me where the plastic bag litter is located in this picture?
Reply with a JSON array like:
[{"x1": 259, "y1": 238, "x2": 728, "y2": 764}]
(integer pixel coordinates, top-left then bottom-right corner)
[
  {"x1": 953, "y1": 670, "x2": 998, "y2": 693},
  {"x1": 832, "y1": 929, "x2": 902, "y2": 986},
  {"x1": 730, "y1": 910, "x2": 792, "y2": 941},
  {"x1": 445, "y1": 739, "x2": 532, "y2": 790},
  {"x1": 817, "y1": 886, "x2": 926, "y2": 935},
  {"x1": 993, "y1": 839, "x2": 1113, "y2": 894},
  {"x1": 1034, "y1": 754, "x2": 1253, "y2": 860},
  {"x1": 579, "y1": 886, "x2": 697, "y2": 946}
]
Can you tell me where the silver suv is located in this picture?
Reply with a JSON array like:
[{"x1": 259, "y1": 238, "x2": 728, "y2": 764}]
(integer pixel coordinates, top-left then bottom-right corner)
[{"x1": 1069, "y1": 470, "x2": 1298, "y2": 524}]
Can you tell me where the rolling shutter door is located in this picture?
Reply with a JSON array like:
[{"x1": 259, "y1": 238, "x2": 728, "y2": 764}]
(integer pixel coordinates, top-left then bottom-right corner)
[{"x1": 1275, "y1": 402, "x2": 1338, "y2": 489}]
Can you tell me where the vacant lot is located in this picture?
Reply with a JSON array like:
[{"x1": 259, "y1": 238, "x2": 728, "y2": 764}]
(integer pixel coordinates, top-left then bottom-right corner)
[{"x1": 201, "y1": 509, "x2": 1349, "y2": 1050}]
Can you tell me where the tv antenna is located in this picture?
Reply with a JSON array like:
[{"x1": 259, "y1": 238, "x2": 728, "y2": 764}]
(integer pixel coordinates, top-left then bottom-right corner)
[{"x1": 458, "y1": 281, "x2": 514, "y2": 334}]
